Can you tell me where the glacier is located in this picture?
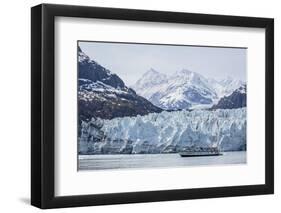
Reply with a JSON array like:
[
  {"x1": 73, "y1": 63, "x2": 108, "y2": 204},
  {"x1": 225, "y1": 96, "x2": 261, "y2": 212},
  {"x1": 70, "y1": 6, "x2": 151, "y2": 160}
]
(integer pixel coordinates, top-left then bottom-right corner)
[{"x1": 79, "y1": 108, "x2": 246, "y2": 154}]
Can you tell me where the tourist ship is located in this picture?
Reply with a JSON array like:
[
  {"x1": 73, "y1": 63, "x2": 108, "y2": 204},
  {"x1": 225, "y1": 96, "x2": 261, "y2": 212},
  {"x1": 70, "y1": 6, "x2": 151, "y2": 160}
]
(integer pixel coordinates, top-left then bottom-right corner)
[{"x1": 179, "y1": 146, "x2": 221, "y2": 157}]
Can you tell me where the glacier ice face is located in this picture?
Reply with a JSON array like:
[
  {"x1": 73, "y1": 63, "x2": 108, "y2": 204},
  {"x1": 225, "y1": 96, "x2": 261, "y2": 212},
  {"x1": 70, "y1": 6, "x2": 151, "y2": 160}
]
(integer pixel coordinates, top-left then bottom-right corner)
[{"x1": 79, "y1": 108, "x2": 246, "y2": 154}]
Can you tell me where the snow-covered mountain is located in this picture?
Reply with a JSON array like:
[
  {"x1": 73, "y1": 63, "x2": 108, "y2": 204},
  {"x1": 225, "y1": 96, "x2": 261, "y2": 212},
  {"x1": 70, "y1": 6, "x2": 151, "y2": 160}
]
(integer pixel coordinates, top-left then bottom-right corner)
[
  {"x1": 214, "y1": 76, "x2": 245, "y2": 98},
  {"x1": 78, "y1": 47, "x2": 162, "y2": 128},
  {"x1": 133, "y1": 68, "x2": 168, "y2": 92},
  {"x1": 79, "y1": 108, "x2": 246, "y2": 154},
  {"x1": 133, "y1": 69, "x2": 245, "y2": 110},
  {"x1": 212, "y1": 84, "x2": 246, "y2": 109}
]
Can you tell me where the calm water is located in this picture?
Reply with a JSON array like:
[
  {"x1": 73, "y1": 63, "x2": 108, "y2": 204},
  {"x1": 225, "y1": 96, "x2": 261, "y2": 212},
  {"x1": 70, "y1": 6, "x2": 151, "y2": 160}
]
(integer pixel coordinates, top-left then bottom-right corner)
[{"x1": 78, "y1": 151, "x2": 246, "y2": 171}]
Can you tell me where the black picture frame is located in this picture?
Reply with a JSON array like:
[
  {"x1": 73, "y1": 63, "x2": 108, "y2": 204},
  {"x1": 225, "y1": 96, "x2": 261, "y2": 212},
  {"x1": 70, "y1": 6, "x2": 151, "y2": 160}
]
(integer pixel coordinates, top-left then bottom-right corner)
[{"x1": 31, "y1": 3, "x2": 274, "y2": 209}]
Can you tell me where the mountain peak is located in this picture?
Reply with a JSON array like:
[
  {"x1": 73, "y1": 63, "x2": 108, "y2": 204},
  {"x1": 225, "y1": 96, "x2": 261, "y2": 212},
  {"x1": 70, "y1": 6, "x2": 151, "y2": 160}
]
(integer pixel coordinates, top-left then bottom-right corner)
[
  {"x1": 135, "y1": 69, "x2": 167, "y2": 85},
  {"x1": 78, "y1": 46, "x2": 90, "y2": 63},
  {"x1": 237, "y1": 84, "x2": 246, "y2": 94},
  {"x1": 173, "y1": 69, "x2": 209, "y2": 87},
  {"x1": 143, "y1": 68, "x2": 161, "y2": 77},
  {"x1": 176, "y1": 69, "x2": 193, "y2": 75},
  {"x1": 211, "y1": 83, "x2": 246, "y2": 109},
  {"x1": 174, "y1": 69, "x2": 205, "y2": 81},
  {"x1": 78, "y1": 45, "x2": 82, "y2": 52},
  {"x1": 78, "y1": 48, "x2": 126, "y2": 89}
]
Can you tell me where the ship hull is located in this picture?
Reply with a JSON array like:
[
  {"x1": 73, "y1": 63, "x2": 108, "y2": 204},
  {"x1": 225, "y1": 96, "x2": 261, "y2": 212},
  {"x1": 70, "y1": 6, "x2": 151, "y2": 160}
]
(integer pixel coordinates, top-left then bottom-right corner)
[{"x1": 179, "y1": 152, "x2": 222, "y2": 157}]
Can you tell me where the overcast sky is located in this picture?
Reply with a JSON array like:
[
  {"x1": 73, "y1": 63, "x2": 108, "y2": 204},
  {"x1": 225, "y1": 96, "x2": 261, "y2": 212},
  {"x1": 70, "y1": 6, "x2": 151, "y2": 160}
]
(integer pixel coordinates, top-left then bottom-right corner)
[{"x1": 79, "y1": 41, "x2": 247, "y2": 86}]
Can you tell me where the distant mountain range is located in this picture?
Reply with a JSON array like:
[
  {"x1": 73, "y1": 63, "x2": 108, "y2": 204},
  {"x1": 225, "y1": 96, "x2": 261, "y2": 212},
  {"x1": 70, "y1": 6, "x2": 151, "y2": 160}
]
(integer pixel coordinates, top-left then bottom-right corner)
[
  {"x1": 132, "y1": 68, "x2": 246, "y2": 110},
  {"x1": 78, "y1": 47, "x2": 162, "y2": 128},
  {"x1": 78, "y1": 46, "x2": 246, "y2": 129}
]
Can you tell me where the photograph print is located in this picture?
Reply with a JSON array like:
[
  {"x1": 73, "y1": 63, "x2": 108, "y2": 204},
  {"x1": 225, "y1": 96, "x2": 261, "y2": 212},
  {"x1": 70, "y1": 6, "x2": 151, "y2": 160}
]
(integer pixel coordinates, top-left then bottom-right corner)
[{"x1": 78, "y1": 41, "x2": 247, "y2": 171}]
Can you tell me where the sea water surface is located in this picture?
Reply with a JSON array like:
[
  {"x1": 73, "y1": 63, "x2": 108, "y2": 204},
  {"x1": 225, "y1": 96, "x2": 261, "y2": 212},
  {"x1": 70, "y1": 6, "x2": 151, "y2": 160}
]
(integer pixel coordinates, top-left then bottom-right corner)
[{"x1": 78, "y1": 151, "x2": 246, "y2": 171}]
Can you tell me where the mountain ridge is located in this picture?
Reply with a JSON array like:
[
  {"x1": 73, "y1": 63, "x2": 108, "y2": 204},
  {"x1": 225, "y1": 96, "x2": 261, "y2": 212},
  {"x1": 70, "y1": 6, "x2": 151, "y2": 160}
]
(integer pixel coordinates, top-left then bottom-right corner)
[{"x1": 78, "y1": 47, "x2": 163, "y2": 129}]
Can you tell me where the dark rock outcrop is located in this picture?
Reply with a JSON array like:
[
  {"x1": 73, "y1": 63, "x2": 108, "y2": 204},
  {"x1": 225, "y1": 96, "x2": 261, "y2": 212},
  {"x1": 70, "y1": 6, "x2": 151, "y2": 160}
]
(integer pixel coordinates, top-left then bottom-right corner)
[{"x1": 212, "y1": 85, "x2": 246, "y2": 109}]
